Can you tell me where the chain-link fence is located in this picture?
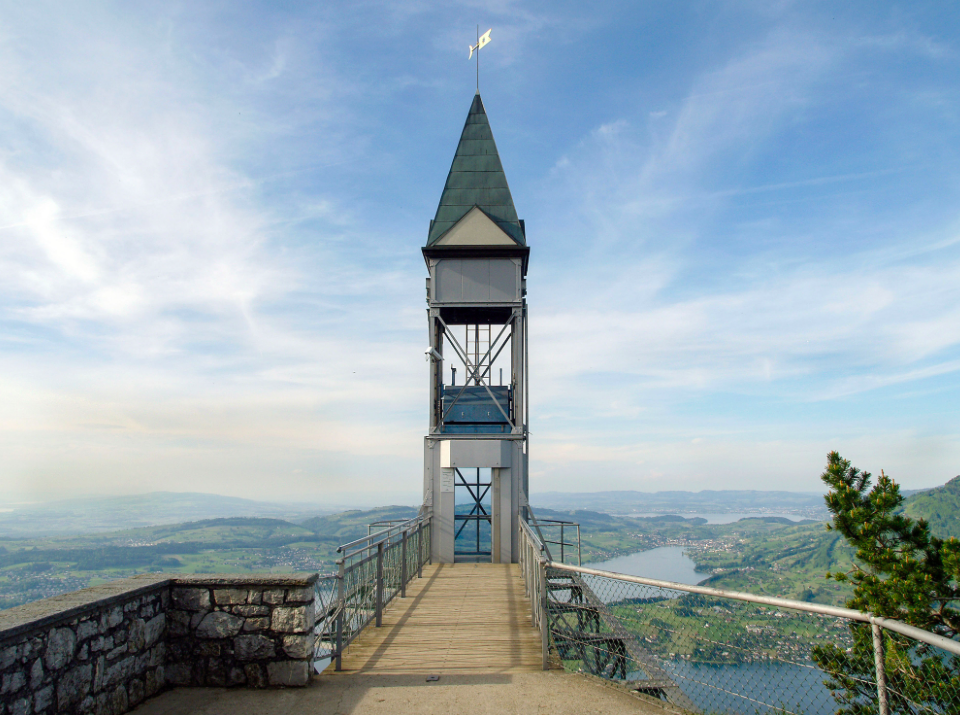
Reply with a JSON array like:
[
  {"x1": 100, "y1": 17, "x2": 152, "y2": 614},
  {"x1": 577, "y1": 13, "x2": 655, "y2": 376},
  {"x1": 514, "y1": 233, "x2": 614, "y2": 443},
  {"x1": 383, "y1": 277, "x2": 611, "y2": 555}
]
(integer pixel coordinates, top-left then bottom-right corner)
[
  {"x1": 541, "y1": 563, "x2": 960, "y2": 715},
  {"x1": 518, "y1": 518, "x2": 959, "y2": 715},
  {"x1": 313, "y1": 513, "x2": 431, "y2": 671}
]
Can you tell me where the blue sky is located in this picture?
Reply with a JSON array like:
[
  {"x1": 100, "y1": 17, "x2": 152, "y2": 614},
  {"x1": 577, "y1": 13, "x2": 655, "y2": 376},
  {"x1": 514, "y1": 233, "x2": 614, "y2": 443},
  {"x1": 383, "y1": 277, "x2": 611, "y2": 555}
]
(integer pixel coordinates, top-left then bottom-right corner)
[{"x1": 2, "y1": 1, "x2": 959, "y2": 505}]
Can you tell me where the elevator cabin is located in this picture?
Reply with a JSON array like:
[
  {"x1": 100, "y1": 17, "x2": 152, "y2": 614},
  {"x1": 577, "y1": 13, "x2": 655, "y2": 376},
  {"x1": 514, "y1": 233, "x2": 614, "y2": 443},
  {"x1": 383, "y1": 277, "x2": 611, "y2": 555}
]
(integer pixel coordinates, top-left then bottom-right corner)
[{"x1": 423, "y1": 93, "x2": 530, "y2": 564}]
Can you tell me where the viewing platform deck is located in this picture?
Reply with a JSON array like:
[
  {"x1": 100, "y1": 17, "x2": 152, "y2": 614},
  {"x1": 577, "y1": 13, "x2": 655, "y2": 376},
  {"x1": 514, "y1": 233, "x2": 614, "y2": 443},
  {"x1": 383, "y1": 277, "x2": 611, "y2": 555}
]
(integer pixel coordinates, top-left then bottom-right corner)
[{"x1": 133, "y1": 563, "x2": 671, "y2": 715}]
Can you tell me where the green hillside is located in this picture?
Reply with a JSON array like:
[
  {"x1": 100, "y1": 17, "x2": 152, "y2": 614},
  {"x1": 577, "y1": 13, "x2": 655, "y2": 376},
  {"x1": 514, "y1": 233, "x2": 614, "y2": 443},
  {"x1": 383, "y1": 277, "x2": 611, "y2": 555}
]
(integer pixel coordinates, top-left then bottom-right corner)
[
  {"x1": 902, "y1": 475, "x2": 960, "y2": 539},
  {"x1": 300, "y1": 505, "x2": 419, "y2": 542}
]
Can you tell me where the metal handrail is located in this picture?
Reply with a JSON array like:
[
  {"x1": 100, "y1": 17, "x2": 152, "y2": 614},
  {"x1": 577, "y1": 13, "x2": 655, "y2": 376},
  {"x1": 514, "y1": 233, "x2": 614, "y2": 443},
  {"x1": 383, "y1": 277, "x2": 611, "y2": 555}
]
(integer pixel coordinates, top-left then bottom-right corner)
[
  {"x1": 337, "y1": 515, "x2": 422, "y2": 558},
  {"x1": 518, "y1": 531, "x2": 960, "y2": 714},
  {"x1": 548, "y1": 561, "x2": 960, "y2": 657},
  {"x1": 535, "y1": 518, "x2": 581, "y2": 565},
  {"x1": 315, "y1": 508, "x2": 433, "y2": 673}
]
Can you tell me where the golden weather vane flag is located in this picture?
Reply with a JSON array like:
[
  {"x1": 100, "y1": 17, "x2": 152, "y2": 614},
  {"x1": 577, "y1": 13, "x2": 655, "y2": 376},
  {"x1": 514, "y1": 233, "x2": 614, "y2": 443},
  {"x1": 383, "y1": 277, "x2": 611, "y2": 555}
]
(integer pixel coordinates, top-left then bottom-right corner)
[
  {"x1": 469, "y1": 27, "x2": 491, "y2": 92},
  {"x1": 469, "y1": 28, "x2": 491, "y2": 59}
]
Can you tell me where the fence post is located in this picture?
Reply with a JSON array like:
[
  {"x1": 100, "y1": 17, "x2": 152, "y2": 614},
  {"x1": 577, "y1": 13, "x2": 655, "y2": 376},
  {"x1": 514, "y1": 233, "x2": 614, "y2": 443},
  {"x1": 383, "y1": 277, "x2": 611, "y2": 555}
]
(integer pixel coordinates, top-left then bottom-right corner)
[
  {"x1": 417, "y1": 522, "x2": 424, "y2": 578},
  {"x1": 335, "y1": 561, "x2": 345, "y2": 671},
  {"x1": 375, "y1": 542, "x2": 384, "y2": 628},
  {"x1": 872, "y1": 620, "x2": 890, "y2": 715},
  {"x1": 540, "y1": 560, "x2": 549, "y2": 670},
  {"x1": 401, "y1": 529, "x2": 408, "y2": 598},
  {"x1": 560, "y1": 524, "x2": 565, "y2": 564}
]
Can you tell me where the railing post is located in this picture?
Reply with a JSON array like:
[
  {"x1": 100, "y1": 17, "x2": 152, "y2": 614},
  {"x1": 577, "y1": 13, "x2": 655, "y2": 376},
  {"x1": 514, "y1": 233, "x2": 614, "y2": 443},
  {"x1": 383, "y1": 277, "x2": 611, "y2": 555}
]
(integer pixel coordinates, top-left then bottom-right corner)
[
  {"x1": 335, "y1": 560, "x2": 345, "y2": 672},
  {"x1": 560, "y1": 524, "x2": 565, "y2": 564},
  {"x1": 401, "y1": 529, "x2": 408, "y2": 598},
  {"x1": 576, "y1": 525, "x2": 581, "y2": 566},
  {"x1": 375, "y1": 541, "x2": 384, "y2": 628},
  {"x1": 540, "y1": 560, "x2": 549, "y2": 670},
  {"x1": 417, "y1": 522, "x2": 424, "y2": 578},
  {"x1": 872, "y1": 620, "x2": 890, "y2": 715}
]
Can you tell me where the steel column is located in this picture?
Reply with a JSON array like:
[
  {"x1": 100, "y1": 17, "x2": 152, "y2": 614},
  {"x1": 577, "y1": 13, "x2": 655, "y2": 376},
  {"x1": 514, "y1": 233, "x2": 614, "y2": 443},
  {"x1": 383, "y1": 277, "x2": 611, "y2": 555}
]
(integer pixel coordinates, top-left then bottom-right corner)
[
  {"x1": 401, "y1": 529, "x2": 408, "y2": 598},
  {"x1": 540, "y1": 560, "x2": 549, "y2": 669},
  {"x1": 375, "y1": 542, "x2": 384, "y2": 628},
  {"x1": 335, "y1": 560, "x2": 345, "y2": 672}
]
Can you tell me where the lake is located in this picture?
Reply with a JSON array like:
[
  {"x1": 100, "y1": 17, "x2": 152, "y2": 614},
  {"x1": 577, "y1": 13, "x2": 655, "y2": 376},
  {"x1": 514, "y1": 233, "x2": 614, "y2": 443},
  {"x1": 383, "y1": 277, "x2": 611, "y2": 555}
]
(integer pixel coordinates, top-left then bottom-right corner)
[
  {"x1": 585, "y1": 547, "x2": 837, "y2": 714},
  {"x1": 586, "y1": 545, "x2": 703, "y2": 586}
]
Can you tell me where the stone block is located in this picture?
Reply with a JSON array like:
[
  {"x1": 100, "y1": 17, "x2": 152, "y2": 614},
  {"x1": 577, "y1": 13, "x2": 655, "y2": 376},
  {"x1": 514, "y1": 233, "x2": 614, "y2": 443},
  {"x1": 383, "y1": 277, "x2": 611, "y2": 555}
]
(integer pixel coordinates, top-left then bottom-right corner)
[
  {"x1": 9, "y1": 697, "x2": 31, "y2": 715},
  {"x1": 29, "y1": 657, "x2": 43, "y2": 689},
  {"x1": 76, "y1": 619, "x2": 98, "y2": 641},
  {"x1": 145, "y1": 667, "x2": 163, "y2": 697},
  {"x1": 106, "y1": 644, "x2": 127, "y2": 661},
  {"x1": 34, "y1": 685, "x2": 53, "y2": 712},
  {"x1": 267, "y1": 660, "x2": 310, "y2": 687},
  {"x1": 231, "y1": 604, "x2": 269, "y2": 617},
  {"x1": 228, "y1": 666, "x2": 246, "y2": 686},
  {"x1": 127, "y1": 618, "x2": 146, "y2": 652},
  {"x1": 124, "y1": 598, "x2": 140, "y2": 612},
  {"x1": 271, "y1": 606, "x2": 308, "y2": 633},
  {"x1": 197, "y1": 612, "x2": 244, "y2": 639},
  {"x1": 128, "y1": 677, "x2": 145, "y2": 707},
  {"x1": 55, "y1": 663, "x2": 92, "y2": 711},
  {"x1": 213, "y1": 589, "x2": 249, "y2": 605},
  {"x1": 2, "y1": 670, "x2": 26, "y2": 694},
  {"x1": 103, "y1": 655, "x2": 135, "y2": 689},
  {"x1": 262, "y1": 589, "x2": 284, "y2": 605},
  {"x1": 197, "y1": 642, "x2": 221, "y2": 657},
  {"x1": 171, "y1": 587, "x2": 210, "y2": 612},
  {"x1": 23, "y1": 637, "x2": 43, "y2": 660},
  {"x1": 247, "y1": 591, "x2": 262, "y2": 605},
  {"x1": 108, "y1": 685, "x2": 129, "y2": 715},
  {"x1": 242, "y1": 617, "x2": 270, "y2": 632},
  {"x1": 140, "y1": 602, "x2": 155, "y2": 619},
  {"x1": 285, "y1": 586, "x2": 314, "y2": 604},
  {"x1": 234, "y1": 635, "x2": 275, "y2": 661},
  {"x1": 0, "y1": 643, "x2": 20, "y2": 669},
  {"x1": 244, "y1": 663, "x2": 267, "y2": 688},
  {"x1": 282, "y1": 634, "x2": 313, "y2": 659},
  {"x1": 104, "y1": 606, "x2": 124, "y2": 629},
  {"x1": 167, "y1": 611, "x2": 190, "y2": 637},
  {"x1": 144, "y1": 613, "x2": 165, "y2": 647},
  {"x1": 44, "y1": 627, "x2": 76, "y2": 671},
  {"x1": 166, "y1": 641, "x2": 192, "y2": 662},
  {"x1": 93, "y1": 655, "x2": 105, "y2": 691},
  {"x1": 206, "y1": 658, "x2": 226, "y2": 687}
]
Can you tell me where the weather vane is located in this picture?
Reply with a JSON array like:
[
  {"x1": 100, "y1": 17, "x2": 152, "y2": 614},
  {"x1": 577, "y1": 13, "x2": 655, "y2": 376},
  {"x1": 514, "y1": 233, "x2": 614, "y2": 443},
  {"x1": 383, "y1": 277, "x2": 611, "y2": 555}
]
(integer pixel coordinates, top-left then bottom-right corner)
[{"x1": 469, "y1": 27, "x2": 492, "y2": 92}]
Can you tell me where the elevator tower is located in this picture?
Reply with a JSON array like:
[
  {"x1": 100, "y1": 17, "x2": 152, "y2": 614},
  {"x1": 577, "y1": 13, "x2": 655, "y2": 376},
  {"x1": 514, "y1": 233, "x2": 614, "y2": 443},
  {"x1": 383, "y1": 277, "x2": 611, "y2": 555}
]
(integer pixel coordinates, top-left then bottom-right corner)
[{"x1": 423, "y1": 93, "x2": 529, "y2": 564}]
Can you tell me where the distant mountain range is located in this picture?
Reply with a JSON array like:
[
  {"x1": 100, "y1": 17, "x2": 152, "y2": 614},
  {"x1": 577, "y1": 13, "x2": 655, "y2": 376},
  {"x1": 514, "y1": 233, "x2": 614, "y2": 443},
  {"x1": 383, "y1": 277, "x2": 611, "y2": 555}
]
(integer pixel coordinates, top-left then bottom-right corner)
[
  {"x1": 0, "y1": 481, "x2": 951, "y2": 539},
  {"x1": 0, "y1": 492, "x2": 343, "y2": 538},
  {"x1": 532, "y1": 489, "x2": 830, "y2": 516}
]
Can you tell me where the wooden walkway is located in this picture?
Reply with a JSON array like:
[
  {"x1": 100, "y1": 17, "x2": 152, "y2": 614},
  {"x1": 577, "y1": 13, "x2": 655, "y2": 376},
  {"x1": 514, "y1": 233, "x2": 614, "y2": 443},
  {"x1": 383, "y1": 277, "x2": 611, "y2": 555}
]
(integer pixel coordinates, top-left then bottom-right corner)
[{"x1": 330, "y1": 562, "x2": 544, "y2": 675}]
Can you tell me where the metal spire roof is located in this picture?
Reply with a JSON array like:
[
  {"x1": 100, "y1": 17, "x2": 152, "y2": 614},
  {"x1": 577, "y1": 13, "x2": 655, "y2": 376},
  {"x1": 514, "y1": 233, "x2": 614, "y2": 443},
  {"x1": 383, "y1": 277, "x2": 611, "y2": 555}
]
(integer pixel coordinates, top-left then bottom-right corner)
[{"x1": 426, "y1": 93, "x2": 525, "y2": 246}]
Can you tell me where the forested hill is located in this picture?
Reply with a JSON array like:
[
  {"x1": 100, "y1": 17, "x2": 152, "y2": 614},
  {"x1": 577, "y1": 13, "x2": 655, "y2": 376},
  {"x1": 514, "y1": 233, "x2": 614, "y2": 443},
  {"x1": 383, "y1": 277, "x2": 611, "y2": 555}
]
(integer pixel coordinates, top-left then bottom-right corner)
[{"x1": 902, "y1": 475, "x2": 960, "y2": 539}]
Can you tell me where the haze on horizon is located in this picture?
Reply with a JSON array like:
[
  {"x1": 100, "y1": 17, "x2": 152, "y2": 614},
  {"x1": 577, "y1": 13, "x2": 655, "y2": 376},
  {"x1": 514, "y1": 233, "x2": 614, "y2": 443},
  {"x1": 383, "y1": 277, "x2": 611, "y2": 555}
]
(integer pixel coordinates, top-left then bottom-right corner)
[{"x1": 2, "y1": 1, "x2": 959, "y2": 505}]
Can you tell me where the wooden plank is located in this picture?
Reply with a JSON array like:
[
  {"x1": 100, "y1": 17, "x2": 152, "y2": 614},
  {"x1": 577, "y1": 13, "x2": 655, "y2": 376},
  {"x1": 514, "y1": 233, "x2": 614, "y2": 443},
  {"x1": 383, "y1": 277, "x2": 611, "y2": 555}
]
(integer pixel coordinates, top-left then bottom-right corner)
[{"x1": 331, "y1": 563, "x2": 545, "y2": 675}]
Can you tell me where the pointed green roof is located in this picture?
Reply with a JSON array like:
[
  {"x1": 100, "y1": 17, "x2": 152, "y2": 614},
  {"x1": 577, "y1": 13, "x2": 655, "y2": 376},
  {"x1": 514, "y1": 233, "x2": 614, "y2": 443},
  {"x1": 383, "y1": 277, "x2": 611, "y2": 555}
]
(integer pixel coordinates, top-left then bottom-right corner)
[{"x1": 427, "y1": 93, "x2": 525, "y2": 246}]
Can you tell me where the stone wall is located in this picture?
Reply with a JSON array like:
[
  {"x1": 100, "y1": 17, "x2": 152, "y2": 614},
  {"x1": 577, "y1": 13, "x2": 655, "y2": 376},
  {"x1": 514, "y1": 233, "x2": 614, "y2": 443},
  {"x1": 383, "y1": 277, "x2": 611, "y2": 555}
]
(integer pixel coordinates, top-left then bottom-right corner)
[
  {"x1": 0, "y1": 572, "x2": 318, "y2": 715},
  {"x1": 165, "y1": 575, "x2": 315, "y2": 689}
]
